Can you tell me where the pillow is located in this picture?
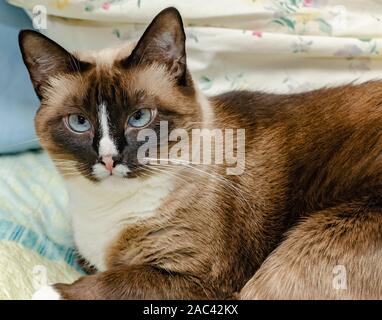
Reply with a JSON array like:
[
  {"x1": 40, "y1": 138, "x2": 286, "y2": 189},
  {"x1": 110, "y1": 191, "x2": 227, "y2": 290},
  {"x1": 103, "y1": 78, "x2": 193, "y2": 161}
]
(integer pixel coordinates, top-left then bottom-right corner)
[{"x1": 0, "y1": 1, "x2": 40, "y2": 154}]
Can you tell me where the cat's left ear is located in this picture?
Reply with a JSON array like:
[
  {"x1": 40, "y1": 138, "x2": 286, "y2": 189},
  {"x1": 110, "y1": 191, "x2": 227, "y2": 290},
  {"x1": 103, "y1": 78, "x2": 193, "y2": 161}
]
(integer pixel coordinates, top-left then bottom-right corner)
[
  {"x1": 123, "y1": 7, "x2": 189, "y2": 86},
  {"x1": 19, "y1": 30, "x2": 91, "y2": 100}
]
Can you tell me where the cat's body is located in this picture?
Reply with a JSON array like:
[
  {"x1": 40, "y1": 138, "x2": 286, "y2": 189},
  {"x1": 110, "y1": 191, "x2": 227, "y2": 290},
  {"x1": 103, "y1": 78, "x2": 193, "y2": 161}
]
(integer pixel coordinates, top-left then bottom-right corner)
[{"x1": 20, "y1": 8, "x2": 381, "y2": 300}]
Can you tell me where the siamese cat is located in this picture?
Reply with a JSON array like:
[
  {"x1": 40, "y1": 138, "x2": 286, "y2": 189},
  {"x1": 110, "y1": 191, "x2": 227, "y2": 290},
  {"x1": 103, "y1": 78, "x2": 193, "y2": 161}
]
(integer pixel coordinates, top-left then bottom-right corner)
[{"x1": 19, "y1": 7, "x2": 381, "y2": 300}]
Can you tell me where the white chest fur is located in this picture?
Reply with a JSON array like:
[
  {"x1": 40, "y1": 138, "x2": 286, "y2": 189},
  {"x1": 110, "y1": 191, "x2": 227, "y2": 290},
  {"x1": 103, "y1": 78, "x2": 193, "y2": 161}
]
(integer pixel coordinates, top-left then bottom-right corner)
[{"x1": 65, "y1": 174, "x2": 173, "y2": 271}]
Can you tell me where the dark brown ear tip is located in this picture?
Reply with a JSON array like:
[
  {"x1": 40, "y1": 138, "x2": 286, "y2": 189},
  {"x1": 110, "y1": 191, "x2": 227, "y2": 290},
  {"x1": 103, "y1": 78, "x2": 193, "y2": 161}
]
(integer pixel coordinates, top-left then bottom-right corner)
[
  {"x1": 157, "y1": 6, "x2": 183, "y2": 21},
  {"x1": 161, "y1": 6, "x2": 181, "y2": 15},
  {"x1": 18, "y1": 29, "x2": 30, "y2": 44},
  {"x1": 18, "y1": 29, "x2": 40, "y2": 46},
  {"x1": 19, "y1": 29, "x2": 39, "y2": 38}
]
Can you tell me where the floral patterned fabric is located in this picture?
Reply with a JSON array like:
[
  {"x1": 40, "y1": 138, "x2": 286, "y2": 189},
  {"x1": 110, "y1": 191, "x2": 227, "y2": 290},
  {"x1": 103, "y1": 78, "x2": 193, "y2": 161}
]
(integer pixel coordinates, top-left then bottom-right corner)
[{"x1": 8, "y1": 0, "x2": 382, "y2": 94}]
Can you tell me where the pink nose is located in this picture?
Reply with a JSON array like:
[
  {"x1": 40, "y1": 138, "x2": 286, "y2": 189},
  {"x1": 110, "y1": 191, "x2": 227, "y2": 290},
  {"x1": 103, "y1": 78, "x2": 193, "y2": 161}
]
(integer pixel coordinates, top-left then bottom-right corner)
[{"x1": 101, "y1": 155, "x2": 114, "y2": 173}]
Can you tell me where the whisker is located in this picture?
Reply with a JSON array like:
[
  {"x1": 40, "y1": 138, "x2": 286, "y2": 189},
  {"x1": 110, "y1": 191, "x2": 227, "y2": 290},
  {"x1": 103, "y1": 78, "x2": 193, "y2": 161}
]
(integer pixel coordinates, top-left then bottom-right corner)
[{"x1": 146, "y1": 158, "x2": 253, "y2": 213}]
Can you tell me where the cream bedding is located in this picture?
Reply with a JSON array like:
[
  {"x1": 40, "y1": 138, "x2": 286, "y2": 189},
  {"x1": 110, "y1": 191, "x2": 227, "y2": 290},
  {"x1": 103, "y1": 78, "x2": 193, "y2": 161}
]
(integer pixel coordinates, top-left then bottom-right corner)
[
  {"x1": 4, "y1": 0, "x2": 382, "y2": 299},
  {"x1": 8, "y1": 0, "x2": 382, "y2": 95}
]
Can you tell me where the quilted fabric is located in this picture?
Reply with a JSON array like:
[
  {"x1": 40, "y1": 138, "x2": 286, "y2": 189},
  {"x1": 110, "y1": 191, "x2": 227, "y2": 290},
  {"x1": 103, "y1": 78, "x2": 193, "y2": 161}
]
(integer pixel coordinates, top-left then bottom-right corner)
[{"x1": 0, "y1": 151, "x2": 82, "y2": 299}]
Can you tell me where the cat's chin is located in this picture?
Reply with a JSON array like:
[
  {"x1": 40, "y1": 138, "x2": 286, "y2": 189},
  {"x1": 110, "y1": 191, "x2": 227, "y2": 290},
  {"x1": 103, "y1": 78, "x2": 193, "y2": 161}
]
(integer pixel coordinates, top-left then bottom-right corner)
[
  {"x1": 95, "y1": 174, "x2": 122, "y2": 181},
  {"x1": 95, "y1": 175, "x2": 128, "y2": 184},
  {"x1": 92, "y1": 163, "x2": 131, "y2": 181}
]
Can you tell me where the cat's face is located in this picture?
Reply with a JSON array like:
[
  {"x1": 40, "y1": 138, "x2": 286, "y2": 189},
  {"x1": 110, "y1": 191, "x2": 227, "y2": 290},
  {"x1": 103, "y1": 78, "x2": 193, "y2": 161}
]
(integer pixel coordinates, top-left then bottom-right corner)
[{"x1": 19, "y1": 8, "x2": 202, "y2": 181}]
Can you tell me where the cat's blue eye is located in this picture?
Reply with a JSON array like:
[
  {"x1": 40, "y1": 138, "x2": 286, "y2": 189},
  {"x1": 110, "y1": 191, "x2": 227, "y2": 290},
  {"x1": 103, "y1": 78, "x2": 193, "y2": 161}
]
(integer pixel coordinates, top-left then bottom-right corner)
[
  {"x1": 67, "y1": 114, "x2": 91, "y2": 133},
  {"x1": 127, "y1": 108, "x2": 152, "y2": 128}
]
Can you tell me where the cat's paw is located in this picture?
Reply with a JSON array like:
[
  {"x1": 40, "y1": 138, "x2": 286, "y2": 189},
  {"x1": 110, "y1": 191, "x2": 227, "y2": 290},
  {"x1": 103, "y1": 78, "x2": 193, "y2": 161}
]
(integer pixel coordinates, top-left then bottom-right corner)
[{"x1": 32, "y1": 285, "x2": 61, "y2": 300}]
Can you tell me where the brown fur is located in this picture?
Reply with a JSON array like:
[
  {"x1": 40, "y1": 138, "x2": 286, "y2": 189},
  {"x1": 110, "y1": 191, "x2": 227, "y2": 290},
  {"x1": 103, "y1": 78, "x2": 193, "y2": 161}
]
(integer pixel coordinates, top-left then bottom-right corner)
[{"x1": 19, "y1": 8, "x2": 381, "y2": 299}]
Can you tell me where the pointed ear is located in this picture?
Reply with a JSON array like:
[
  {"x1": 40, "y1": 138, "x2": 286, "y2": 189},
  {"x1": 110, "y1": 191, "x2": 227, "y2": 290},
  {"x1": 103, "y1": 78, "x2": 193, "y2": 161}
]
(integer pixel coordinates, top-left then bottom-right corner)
[
  {"x1": 18, "y1": 30, "x2": 90, "y2": 99},
  {"x1": 123, "y1": 7, "x2": 189, "y2": 86}
]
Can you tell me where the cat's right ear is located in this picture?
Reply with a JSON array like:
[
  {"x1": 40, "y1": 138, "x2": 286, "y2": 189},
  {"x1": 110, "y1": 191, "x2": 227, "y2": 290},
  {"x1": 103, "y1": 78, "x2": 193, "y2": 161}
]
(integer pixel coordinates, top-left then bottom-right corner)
[{"x1": 18, "y1": 30, "x2": 90, "y2": 100}]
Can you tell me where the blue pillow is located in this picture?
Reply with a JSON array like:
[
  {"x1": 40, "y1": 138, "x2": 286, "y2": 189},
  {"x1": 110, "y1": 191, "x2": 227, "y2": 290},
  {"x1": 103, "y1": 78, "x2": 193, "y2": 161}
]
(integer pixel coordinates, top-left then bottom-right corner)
[{"x1": 0, "y1": 2, "x2": 40, "y2": 154}]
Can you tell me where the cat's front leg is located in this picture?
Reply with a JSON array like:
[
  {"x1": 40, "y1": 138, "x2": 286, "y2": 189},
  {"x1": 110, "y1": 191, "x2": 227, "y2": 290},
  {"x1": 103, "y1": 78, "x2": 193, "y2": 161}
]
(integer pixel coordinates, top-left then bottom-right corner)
[{"x1": 32, "y1": 265, "x2": 214, "y2": 300}]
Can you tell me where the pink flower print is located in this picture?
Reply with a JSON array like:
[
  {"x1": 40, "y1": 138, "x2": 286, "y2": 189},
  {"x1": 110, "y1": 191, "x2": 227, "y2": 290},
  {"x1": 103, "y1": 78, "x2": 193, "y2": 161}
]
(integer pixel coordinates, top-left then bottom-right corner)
[
  {"x1": 102, "y1": 2, "x2": 110, "y2": 10},
  {"x1": 303, "y1": 0, "x2": 313, "y2": 7},
  {"x1": 252, "y1": 31, "x2": 263, "y2": 38}
]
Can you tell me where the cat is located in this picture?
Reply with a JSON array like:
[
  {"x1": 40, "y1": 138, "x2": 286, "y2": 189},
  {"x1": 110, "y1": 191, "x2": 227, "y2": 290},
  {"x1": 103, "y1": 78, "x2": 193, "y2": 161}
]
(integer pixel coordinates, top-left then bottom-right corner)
[{"x1": 19, "y1": 7, "x2": 381, "y2": 300}]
